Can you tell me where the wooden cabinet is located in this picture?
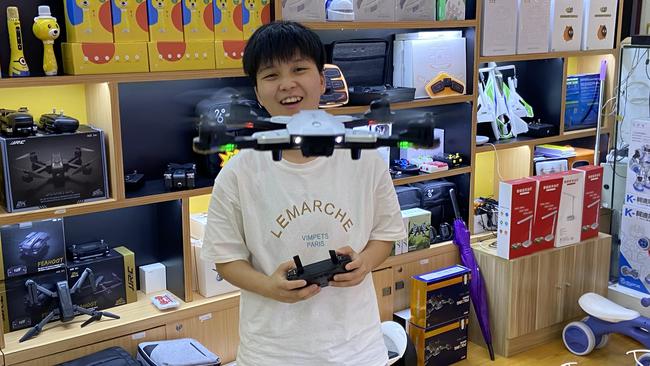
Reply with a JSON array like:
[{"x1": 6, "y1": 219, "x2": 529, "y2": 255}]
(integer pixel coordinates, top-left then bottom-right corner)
[
  {"x1": 372, "y1": 268, "x2": 394, "y2": 321},
  {"x1": 469, "y1": 233, "x2": 611, "y2": 357}
]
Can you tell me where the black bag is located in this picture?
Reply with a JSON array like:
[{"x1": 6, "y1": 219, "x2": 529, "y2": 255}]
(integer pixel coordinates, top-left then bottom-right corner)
[
  {"x1": 57, "y1": 346, "x2": 140, "y2": 366},
  {"x1": 395, "y1": 186, "x2": 421, "y2": 210},
  {"x1": 329, "y1": 39, "x2": 389, "y2": 87},
  {"x1": 411, "y1": 180, "x2": 456, "y2": 228}
]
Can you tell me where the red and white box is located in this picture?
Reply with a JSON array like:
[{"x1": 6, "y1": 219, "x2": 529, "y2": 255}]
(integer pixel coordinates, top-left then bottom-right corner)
[
  {"x1": 530, "y1": 174, "x2": 564, "y2": 252},
  {"x1": 554, "y1": 170, "x2": 585, "y2": 247},
  {"x1": 575, "y1": 165, "x2": 603, "y2": 241},
  {"x1": 497, "y1": 178, "x2": 537, "y2": 259}
]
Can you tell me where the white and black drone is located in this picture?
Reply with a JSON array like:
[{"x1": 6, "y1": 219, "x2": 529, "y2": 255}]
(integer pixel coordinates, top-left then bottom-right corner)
[{"x1": 193, "y1": 95, "x2": 440, "y2": 160}]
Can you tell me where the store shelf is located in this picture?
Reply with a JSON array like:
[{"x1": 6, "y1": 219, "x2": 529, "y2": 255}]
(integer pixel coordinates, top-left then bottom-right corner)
[
  {"x1": 302, "y1": 19, "x2": 477, "y2": 30},
  {"x1": 328, "y1": 95, "x2": 473, "y2": 115},
  {"x1": 0, "y1": 69, "x2": 246, "y2": 88},
  {"x1": 475, "y1": 127, "x2": 605, "y2": 153},
  {"x1": 478, "y1": 49, "x2": 616, "y2": 63},
  {"x1": 392, "y1": 166, "x2": 471, "y2": 186}
]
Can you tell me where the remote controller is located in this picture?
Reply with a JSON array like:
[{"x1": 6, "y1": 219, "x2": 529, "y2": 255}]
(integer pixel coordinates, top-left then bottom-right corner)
[{"x1": 286, "y1": 250, "x2": 352, "y2": 287}]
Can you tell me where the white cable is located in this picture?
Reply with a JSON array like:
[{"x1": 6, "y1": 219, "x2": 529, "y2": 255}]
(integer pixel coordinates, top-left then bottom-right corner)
[{"x1": 485, "y1": 143, "x2": 504, "y2": 181}]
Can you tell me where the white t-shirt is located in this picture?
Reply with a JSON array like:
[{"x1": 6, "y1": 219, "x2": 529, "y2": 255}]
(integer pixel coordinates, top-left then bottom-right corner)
[{"x1": 201, "y1": 149, "x2": 406, "y2": 366}]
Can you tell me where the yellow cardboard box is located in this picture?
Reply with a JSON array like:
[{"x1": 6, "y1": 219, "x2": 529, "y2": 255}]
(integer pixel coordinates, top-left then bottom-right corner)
[
  {"x1": 242, "y1": 0, "x2": 270, "y2": 39},
  {"x1": 147, "y1": 0, "x2": 184, "y2": 41},
  {"x1": 149, "y1": 41, "x2": 216, "y2": 71},
  {"x1": 64, "y1": 0, "x2": 115, "y2": 43},
  {"x1": 183, "y1": 0, "x2": 215, "y2": 41},
  {"x1": 62, "y1": 42, "x2": 150, "y2": 74},
  {"x1": 213, "y1": 0, "x2": 244, "y2": 40},
  {"x1": 111, "y1": 0, "x2": 150, "y2": 42},
  {"x1": 215, "y1": 40, "x2": 245, "y2": 69}
]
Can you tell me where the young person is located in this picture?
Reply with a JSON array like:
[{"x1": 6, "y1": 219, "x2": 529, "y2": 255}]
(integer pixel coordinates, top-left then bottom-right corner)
[{"x1": 201, "y1": 21, "x2": 406, "y2": 365}]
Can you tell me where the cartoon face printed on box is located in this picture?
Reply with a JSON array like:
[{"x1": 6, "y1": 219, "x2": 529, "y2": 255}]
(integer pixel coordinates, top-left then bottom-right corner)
[
  {"x1": 147, "y1": 0, "x2": 184, "y2": 41},
  {"x1": 64, "y1": 0, "x2": 115, "y2": 43},
  {"x1": 62, "y1": 42, "x2": 150, "y2": 74},
  {"x1": 183, "y1": 0, "x2": 214, "y2": 40},
  {"x1": 242, "y1": 0, "x2": 270, "y2": 39},
  {"x1": 112, "y1": 0, "x2": 150, "y2": 42},
  {"x1": 214, "y1": 0, "x2": 243, "y2": 40}
]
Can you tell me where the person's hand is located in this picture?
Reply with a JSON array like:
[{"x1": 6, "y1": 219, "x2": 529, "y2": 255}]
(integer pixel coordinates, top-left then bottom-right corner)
[
  {"x1": 265, "y1": 260, "x2": 320, "y2": 303},
  {"x1": 330, "y1": 246, "x2": 370, "y2": 287}
]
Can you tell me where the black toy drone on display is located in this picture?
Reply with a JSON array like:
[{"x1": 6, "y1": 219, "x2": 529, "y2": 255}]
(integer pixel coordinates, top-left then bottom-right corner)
[
  {"x1": 19, "y1": 268, "x2": 120, "y2": 343},
  {"x1": 193, "y1": 95, "x2": 440, "y2": 160},
  {"x1": 16, "y1": 147, "x2": 95, "y2": 187}
]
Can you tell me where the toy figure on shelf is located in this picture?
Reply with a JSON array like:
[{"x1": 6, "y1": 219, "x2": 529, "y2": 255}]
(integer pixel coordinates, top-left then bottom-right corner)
[
  {"x1": 6, "y1": 6, "x2": 30, "y2": 77},
  {"x1": 33, "y1": 6, "x2": 61, "y2": 76}
]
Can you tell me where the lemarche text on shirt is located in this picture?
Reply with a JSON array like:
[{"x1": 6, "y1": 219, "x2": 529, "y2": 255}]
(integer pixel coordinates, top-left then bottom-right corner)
[{"x1": 270, "y1": 199, "x2": 355, "y2": 238}]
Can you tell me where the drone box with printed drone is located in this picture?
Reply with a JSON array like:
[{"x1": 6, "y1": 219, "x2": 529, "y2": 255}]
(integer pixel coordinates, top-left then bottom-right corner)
[
  {"x1": 0, "y1": 267, "x2": 68, "y2": 333},
  {"x1": 0, "y1": 218, "x2": 66, "y2": 281},
  {"x1": 402, "y1": 208, "x2": 432, "y2": 253},
  {"x1": 66, "y1": 246, "x2": 137, "y2": 312},
  {"x1": 0, "y1": 125, "x2": 109, "y2": 213},
  {"x1": 409, "y1": 315, "x2": 469, "y2": 366},
  {"x1": 618, "y1": 205, "x2": 650, "y2": 295}
]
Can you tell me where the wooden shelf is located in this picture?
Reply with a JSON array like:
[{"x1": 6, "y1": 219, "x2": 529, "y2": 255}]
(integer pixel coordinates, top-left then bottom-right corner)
[
  {"x1": 327, "y1": 95, "x2": 473, "y2": 115},
  {"x1": 0, "y1": 69, "x2": 246, "y2": 88},
  {"x1": 392, "y1": 166, "x2": 471, "y2": 186},
  {"x1": 475, "y1": 127, "x2": 605, "y2": 153},
  {"x1": 301, "y1": 19, "x2": 477, "y2": 30},
  {"x1": 478, "y1": 49, "x2": 616, "y2": 63}
]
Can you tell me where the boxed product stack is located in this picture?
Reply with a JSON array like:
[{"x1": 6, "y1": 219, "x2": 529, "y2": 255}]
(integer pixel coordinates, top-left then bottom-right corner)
[
  {"x1": 410, "y1": 265, "x2": 470, "y2": 365},
  {"x1": 216, "y1": 0, "x2": 269, "y2": 69}
]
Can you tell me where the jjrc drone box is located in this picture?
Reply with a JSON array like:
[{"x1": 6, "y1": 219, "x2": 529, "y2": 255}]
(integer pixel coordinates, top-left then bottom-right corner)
[
  {"x1": 619, "y1": 205, "x2": 650, "y2": 295},
  {"x1": 0, "y1": 126, "x2": 109, "y2": 213},
  {"x1": 282, "y1": 0, "x2": 325, "y2": 21},
  {"x1": 402, "y1": 208, "x2": 431, "y2": 253},
  {"x1": 481, "y1": 0, "x2": 517, "y2": 56},
  {"x1": 66, "y1": 246, "x2": 137, "y2": 311},
  {"x1": 64, "y1": 0, "x2": 115, "y2": 43},
  {"x1": 409, "y1": 316, "x2": 468, "y2": 366},
  {"x1": 516, "y1": 0, "x2": 550, "y2": 54},
  {"x1": 242, "y1": 0, "x2": 270, "y2": 39},
  {"x1": 62, "y1": 42, "x2": 150, "y2": 75},
  {"x1": 496, "y1": 178, "x2": 537, "y2": 259},
  {"x1": 147, "y1": 0, "x2": 184, "y2": 41},
  {"x1": 394, "y1": 0, "x2": 434, "y2": 21},
  {"x1": 529, "y1": 175, "x2": 563, "y2": 254},
  {"x1": 0, "y1": 218, "x2": 66, "y2": 281},
  {"x1": 214, "y1": 0, "x2": 244, "y2": 40},
  {"x1": 354, "y1": 0, "x2": 395, "y2": 21},
  {"x1": 581, "y1": 0, "x2": 617, "y2": 50},
  {"x1": 549, "y1": 0, "x2": 584, "y2": 52},
  {"x1": 553, "y1": 170, "x2": 585, "y2": 247},
  {"x1": 182, "y1": 0, "x2": 215, "y2": 41},
  {"x1": 625, "y1": 119, "x2": 650, "y2": 211},
  {"x1": 410, "y1": 265, "x2": 470, "y2": 330},
  {"x1": 111, "y1": 0, "x2": 151, "y2": 42},
  {"x1": 575, "y1": 165, "x2": 603, "y2": 241},
  {"x1": 0, "y1": 267, "x2": 68, "y2": 333}
]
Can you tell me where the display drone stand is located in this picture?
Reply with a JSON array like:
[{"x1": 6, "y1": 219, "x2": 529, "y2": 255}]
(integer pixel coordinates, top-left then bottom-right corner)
[{"x1": 20, "y1": 267, "x2": 120, "y2": 342}]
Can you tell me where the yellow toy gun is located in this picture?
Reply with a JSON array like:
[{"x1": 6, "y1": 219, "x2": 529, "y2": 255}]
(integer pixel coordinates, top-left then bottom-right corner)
[
  {"x1": 6, "y1": 6, "x2": 30, "y2": 77},
  {"x1": 33, "y1": 6, "x2": 61, "y2": 76}
]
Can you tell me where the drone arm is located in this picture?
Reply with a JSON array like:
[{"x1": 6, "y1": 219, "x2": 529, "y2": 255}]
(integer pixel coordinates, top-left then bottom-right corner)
[
  {"x1": 25, "y1": 279, "x2": 57, "y2": 300},
  {"x1": 71, "y1": 268, "x2": 95, "y2": 295},
  {"x1": 18, "y1": 309, "x2": 58, "y2": 343}
]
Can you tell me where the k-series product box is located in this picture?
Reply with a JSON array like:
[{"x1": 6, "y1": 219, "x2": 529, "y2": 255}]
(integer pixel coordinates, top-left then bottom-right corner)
[
  {"x1": 242, "y1": 0, "x2": 271, "y2": 39},
  {"x1": 214, "y1": 0, "x2": 245, "y2": 40},
  {"x1": 395, "y1": 0, "x2": 435, "y2": 21},
  {"x1": 148, "y1": 0, "x2": 185, "y2": 41},
  {"x1": 550, "y1": 0, "x2": 584, "y2": 51},
  {"x1": 282, "y1": 0, "x2": 326, "y2": 21},
  {"x1": 516, "y1": 0, "x2": 550, "y2": 54},
  {"x1": 183, "y1": 0, "x2": 215, "y2": 41},
  {"x1": 402, "y1": 208, "x2": 431, "y2": 253},
  {"x1": 411, "y1": 265, "x2": 470, "y2": 330},
  {"x1": 576, "y1": 165, "x2": 603, "y2": 241},
  {"x1": 581, "y1": 0, "x2": 617, "y2": 50},
  {"x1": 625, "y1": 119, "x2": 650, "y2": 211},
  {"x1": 64, "y1": 0, "x2": 115, "y2": 43},
  {"x1": 497, "y1": 178, "x2": 537, "y2": 259},
  {"x1": 112, "y1": 0, "x2": 150, "y2": 42},
  {"x1": 354, "y1": 0, "x2": 395, "y2": 21},
  {"x1": 0, "y1": 267, "x2": 67, "y2": 333},
  {"x1": 0, "y1": 218, "x2": 66, "y2": 281},
  {"x1": 530, "y1": 174, "x2": 564, "y2": 253},
  {"x1": 481, "y1": 0, "x2": 517, "y2": 56},
  {"x1": 66, "y1": 246, "x2": 137, "y2": 311},
  {"x1": 0, "y1": 126, "x2": 109, "y2": 213},
  {"x1": 62, "y1": 42, "x2": 150, "y2": 75},
  {"x1": 409, "y1": 316, "x2": 469, "y2": 366},
  {"x1": 148, "y1": 41, "x2": 216, "y2": 71},
  {"x1": 618, "y1": 205, "x2": 650, "y2": 294},
  {"x1": 554, "y1": 170, "x2": 585, "y2": 247},
  {"x1": 215, "y1": 40, "x2": 246, "y2": 69}
]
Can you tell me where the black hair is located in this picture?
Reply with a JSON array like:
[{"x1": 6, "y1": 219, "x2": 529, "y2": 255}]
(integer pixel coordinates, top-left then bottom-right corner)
[{"x1": 243, "y1": 21, "x2": 325, "y2": 86}]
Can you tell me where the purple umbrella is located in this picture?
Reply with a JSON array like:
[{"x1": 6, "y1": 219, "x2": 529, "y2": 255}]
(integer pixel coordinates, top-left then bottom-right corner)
[{"x1": 450, "y1": 188, "x2": 495, "y2": 360}]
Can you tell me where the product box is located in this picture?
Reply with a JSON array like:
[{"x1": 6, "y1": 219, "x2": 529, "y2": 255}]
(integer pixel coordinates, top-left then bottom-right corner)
[
  {"x1": 214, "y1": 0, "x2": 245, "y2": 40},
  {"x1": 496, "y1": 178, "x2": 537, "y2": 259},
  {"x1": 581, "y1": 0, "x2": 617, "y2": 50},
  {"x1": 436, "y1": 0, "x2": 465, "y2": 20},
  {"x1": 555, "y1": 170, "x2": 585, "y2": 247},
  {"x1": 0, "y1": 126, "x2": 109, "y2": 213},
  {"x1": 183, "y1": 0, "x2": 215, "y2": 41},
  {"x1": 147, "y1": 0, "x2": 184, "y2": 41},
  {"x1": 481, "y1": 0, "x2": 517, "y2": 56},
  {"x1": 391, "y1": 214, "x2": 410, "y2": 256},
  {"x1": 409, "y1": 317, "x2": 469, "y2": 366},
  {"x1": 402, "y1": 208, "x2": 431, "y2": 252},
  {"x1": 549, "y1": 0, "x2": 584, "y2": 52},
  {"x1": 619, "y1": 205, "x2": 650, "y2": 294},
  {"x1": 190, "y1": 212, "x2": 208, "y2": 240},
  {"x1": 66, "y1": 246, "x2": 137, "y2": 311},
  {"x1": 192, "y1": 239, "x2": 239, "y2": 297},
  {"x1": 516, "y1": 0, "x2": 550, "y2": 54},
  {"x1": 411, "y1": 265, "x2": 470, "y2": 330},
  {"x1": 215, "y1": 40, "x2": 246, "y2": 69},
  {"x1": 529, "y1": 174, "x2": 563, "y2": 254},
  {"x1": 62, "y1": 42, "x2": 150, "y2": 75},
  {"x1": 0, "y1": 267, "x2": 67, "y2": 333},
  {"x1": 112, "y1": 0, "x2": 150, "y2": 42},
  {"x1": 395, "y1": 0, "x2": 435, "y2": 21},
  {"x1": 282, "y1": 0, "x2": 326, "y2": 21},
  {"x1": 625, "y1": 119, "x2": 650, "y2": 211},
  {"x1": 139, "y1": 262, "x2": 166, "y2": 294},
  {"x1": 576, "y1": 165, "x2": 603, "y2": 240},
  {"x1": 0, "y1": 218, "x2": 66, "y2": 280},
  {"x1": 354, "y1": 0, "x2": 395, "y2": 21},
  {"x1": 148, "y1": 41, "x2": 216, "y2": 71},
  {"x1": 64, "y1": 0, "x2": 115, "y2": 43},
  {"x1": 242, "y1": 0, "x2": 271, "y2": 39}
]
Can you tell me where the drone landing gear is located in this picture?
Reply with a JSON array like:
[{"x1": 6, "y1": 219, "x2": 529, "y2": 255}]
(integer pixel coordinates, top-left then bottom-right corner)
[
  {"x1": 75, "y1": 305, "x2": 120, "y2": 327},
  {"x1": 19, "y1": 309, "x2": 58, "y2": 343}
]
